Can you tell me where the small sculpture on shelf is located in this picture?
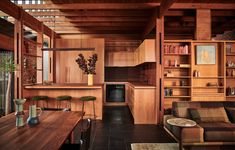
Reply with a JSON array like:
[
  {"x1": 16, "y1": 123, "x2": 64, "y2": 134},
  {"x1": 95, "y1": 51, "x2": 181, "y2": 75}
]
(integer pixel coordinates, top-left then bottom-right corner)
[
  {"x1": 164, "y1": 88, "x2": 173, "y2": 96},
  {"x1": 165, "y1": 70, "x2": 174, "y2": 77},
  {"x1": 226, "y1": 60, "x2": 235, "y2": 67},
  {"x1": 194, "y1": 70, "x2": 201, "y2": 77},
  {"x1": 227, "y1": 87, "x2": 235, "y2": 96}
]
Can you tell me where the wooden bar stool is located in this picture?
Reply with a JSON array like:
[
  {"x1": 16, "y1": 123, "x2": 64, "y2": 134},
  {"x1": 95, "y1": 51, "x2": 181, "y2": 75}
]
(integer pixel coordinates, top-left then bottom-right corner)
[
  {"x1": 56, "y1": 95, "x2": 72, "y2": 111},
  {"x1": 80, "y1": 96, "x2": 96, "y2": 119},
  {"x1": 31, "y1": 96, "x2": 49, "y2": 108}
]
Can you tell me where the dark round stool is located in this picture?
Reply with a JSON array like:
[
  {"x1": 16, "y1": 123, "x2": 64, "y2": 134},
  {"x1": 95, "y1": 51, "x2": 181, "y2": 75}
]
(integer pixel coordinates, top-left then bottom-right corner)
[
  {"x1": 31, "y1": 96, "x2": 49, "y2": 108},
  {"x1": 56, "y1": 95, "x2": 72, "y2": 111},
  {"x1": 80, "y1": 96, "x2": 96, "y2": 119}
]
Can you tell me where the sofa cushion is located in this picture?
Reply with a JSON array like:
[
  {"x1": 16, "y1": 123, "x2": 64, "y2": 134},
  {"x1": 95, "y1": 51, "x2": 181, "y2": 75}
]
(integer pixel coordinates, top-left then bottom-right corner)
[
  {"x1": 172, "y1": 102, "x2": 201, "y2": 118},
  {"x1": 225, "y1": 107, "x2": 235, "y2": 123},
  {"x1": 188, "y1": 107, "x2": 230, "y2": 123},
  {"x1": 199, "y1": 122, "x2": 235, "y2": 142}
]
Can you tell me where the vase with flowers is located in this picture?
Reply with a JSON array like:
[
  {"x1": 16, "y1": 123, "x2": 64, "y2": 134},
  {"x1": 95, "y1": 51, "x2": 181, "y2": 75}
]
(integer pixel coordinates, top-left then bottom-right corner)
[{"x1": 75, "y1": 53, "x2": 98, "y2": 85}]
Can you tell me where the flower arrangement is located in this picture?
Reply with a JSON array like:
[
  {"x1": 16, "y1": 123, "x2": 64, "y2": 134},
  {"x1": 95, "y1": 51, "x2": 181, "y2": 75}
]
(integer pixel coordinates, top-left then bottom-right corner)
[{"x1": 75, "y1": 53, "x2": 98, "y2": 75}]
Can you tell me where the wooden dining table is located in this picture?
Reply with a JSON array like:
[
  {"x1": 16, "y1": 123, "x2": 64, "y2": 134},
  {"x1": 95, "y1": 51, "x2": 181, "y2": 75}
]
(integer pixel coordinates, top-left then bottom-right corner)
[{"x1": 0, "y1": 111, "x2": 83, "y2": 150}]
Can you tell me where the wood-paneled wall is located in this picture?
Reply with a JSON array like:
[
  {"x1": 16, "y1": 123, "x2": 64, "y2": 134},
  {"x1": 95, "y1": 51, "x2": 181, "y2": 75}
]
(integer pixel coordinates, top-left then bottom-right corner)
[{"x1": 55, "y1": 38, "x2": 104, "y2": 83}]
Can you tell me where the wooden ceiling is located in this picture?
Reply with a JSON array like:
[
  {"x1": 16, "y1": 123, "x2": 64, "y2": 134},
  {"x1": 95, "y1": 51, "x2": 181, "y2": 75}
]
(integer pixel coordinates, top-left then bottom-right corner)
[
  {"x1": 13, "y1": 0, "x2": 234, "y2": 39},
  {"x1": 1, "y1": 0, "x2": 235, "y2": 51}
]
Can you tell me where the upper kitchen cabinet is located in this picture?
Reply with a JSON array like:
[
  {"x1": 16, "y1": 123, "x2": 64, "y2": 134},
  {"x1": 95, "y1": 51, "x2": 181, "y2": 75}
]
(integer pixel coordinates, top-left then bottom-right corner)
[
  {"x1": 105, "y1": 51, "x2": 135, "y2": 67},
  {"x1": 137, "y1": 39, "x2": 156, "y2": 65},
  {"x1": 105, "y1": 39, "x2": 155, "y2": 67}
]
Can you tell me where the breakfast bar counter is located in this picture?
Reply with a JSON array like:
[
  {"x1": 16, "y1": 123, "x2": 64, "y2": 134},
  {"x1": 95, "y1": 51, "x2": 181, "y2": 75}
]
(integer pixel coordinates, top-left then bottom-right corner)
[{"x1": 23, "y1": 83, "x2": 104, "y2": 119}]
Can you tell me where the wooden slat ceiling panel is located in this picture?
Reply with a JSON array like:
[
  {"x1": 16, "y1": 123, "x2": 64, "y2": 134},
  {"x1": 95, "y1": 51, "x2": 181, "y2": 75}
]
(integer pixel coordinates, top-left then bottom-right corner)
[
  {"x1": 51, "y1": 0, "x2": 235, "y2": 4},
  {"x1": 51, "y1": 0, "x2": 162, "y2": 4}
]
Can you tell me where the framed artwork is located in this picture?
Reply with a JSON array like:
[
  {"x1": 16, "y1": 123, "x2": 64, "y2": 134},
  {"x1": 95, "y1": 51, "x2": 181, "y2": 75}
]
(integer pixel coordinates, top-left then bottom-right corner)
[{"x1": 196, "y1": 45, "x2": 216, "y2": 65}]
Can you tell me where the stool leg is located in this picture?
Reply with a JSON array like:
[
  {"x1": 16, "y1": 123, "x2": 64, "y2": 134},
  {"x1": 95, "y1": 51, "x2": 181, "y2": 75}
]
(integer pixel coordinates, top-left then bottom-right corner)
[
  {"x1": 82, "y1": 101, "x2": 84, "y2": 119},
  {"x1": 93, "y1": 101, "x2": 96, "y2": 120}
]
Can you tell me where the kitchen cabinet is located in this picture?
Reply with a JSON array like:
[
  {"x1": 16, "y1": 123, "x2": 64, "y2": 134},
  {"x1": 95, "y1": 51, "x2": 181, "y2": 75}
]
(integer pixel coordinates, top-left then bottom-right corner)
[
  {"x1": 136, "y1": 39, "x2": 155, "y2": 65},
  {"x1": 126, "y1": 83, "x2": 156, "y2": 124},
  {"x1": 105, "y1": 51, "x2": 134, "y2": 67},
  {"x1": 105, "y1": 39, "x2": 155, "y2": 67}
]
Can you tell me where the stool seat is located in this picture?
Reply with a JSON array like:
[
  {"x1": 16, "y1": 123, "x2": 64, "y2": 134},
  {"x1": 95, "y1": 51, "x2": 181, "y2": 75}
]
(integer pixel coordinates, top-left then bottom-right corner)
[
  {"x1": 56, "y1": 95, "x2": 72, "y2": 101},
  {"x1": 56, "y1": 95, "x2": 72, "y2": 111},
  {"x1": 80, "y1": 96, "x2": 96, "y2": 101},
  {"x1": 80, "y1": 96, "x2": 96, "y2": 120},
  {"x1": 32, "y1": 96, "x2": 49, "y2": 101}
]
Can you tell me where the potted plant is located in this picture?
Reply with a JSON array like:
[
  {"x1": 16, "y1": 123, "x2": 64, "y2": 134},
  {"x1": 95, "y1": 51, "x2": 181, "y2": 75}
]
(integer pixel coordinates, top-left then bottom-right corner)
[
  {"x1": 75, "y1": 53, "x2": 98, "y2": 85},
  {"x1": 0, "y1": 55, "x2": 15, "y2": 115}
]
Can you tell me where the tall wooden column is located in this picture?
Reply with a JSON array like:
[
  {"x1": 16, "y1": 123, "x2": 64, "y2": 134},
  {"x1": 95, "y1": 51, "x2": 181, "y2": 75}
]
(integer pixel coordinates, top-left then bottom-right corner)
[
  {"x1": 155, "y1": 17, "x2": 164, "y2": 124},
  {"x1": 50, "y1": 31, "x2": 55, "y2": 82},
  {"x1": 196, "y1": 9, "x2": 211, "y2": 40},
  {"x1": 37, "y1": 23, "x2": 43, "y2": 83},
  {"x1": 14, "y1": 18, "x2": 23, "y2": 99}
]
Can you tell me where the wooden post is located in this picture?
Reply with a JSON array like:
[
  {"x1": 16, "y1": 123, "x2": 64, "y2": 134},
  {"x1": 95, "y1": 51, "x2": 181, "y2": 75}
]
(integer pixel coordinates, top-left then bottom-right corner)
[
  {"x1": 14, "y1": 13, "x2": 23, "y2": 99},
  {"x1": 196, "y1": 9, "x2": 211, "y2": 40},
  {"x1": 155, "y1": 17, "x2": 164, "y2": 124},
  {"x1": 37, "y1": 23, "x2": 43, "y2": 83}
]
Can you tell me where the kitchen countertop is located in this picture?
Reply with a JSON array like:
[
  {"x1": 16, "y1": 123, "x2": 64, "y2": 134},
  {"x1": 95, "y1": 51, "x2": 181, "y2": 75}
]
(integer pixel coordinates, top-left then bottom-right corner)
[{"x1": 24, "y1": 83, "x2": 103, "y2": 89}]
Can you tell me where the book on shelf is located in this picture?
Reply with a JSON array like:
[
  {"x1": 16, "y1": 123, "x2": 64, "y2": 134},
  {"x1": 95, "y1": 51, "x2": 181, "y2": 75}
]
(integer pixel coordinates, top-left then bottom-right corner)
[
  {"x1": 164, "y1": 45, "x2": 189, "y2": 54},
  {"x1": 179, "y1": 64, "x2": 191, "y2": 68}
]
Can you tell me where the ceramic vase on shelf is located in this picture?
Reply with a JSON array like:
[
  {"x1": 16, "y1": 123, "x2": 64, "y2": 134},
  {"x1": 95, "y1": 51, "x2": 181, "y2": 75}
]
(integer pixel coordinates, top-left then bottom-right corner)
[
  {"x1": 14, "y1": 99, "x2": 26, "y2": 128},
  {"x1": 88, "y1": 74, "x2": 93, "y2": 86}
]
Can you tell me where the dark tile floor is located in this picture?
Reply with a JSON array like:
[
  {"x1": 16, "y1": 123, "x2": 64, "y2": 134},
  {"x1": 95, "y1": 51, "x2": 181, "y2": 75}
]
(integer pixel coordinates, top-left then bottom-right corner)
[{"x1": 90, "y1": 106, "x2": 175, "y2": 150}]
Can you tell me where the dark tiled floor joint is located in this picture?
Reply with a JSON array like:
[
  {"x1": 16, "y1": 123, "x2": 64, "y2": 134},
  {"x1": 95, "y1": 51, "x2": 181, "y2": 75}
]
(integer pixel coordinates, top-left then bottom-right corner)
[{"x1": 90, "y1": 106, "x2": 175, "y2": 150}]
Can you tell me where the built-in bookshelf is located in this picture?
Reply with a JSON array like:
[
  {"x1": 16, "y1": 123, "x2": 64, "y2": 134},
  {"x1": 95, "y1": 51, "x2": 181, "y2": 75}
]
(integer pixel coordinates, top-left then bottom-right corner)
[
  {"x1": 163, "y1": 40, "x2": 192, "y2": 111},
  {"x1": 162, "y1": 40, "x2": 235, "y2": 114},
  {"x1": 225, "y1": 42, "x2": 235, "y2": 100}
]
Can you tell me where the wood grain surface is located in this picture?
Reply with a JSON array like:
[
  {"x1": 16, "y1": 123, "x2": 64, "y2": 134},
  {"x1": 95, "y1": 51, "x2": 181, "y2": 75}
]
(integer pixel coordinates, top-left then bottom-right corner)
[{"x1": 0, "y1": 111, "x2": 83, "y2": 150}]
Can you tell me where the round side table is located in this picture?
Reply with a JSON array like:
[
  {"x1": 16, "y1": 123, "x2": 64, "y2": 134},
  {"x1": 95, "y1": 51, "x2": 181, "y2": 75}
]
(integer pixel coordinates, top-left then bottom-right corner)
[{"x1": 167, "y1": 118, "x2": 196, "y2": 150}]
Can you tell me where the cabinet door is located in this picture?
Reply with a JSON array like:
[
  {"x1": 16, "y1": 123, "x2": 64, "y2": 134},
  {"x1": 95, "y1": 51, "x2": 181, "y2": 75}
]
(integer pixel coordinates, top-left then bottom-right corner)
[
  {"x1": 105, "y1": 51, "x2": 134, "y2": 67},
  {"x1": 144, "y1": 40, "x2": 155, "y2": 62}
]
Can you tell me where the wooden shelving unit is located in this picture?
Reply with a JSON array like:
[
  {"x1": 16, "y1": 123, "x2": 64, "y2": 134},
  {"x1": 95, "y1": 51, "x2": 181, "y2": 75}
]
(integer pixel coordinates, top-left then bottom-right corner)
[
  {"x1": 162, "y1": 40, "x2": 235, "y2": 114},
  {"x1": 163, "y1": 40, "x2": 192, "y2": 113},
  {"x1": 225, "y1": 41, "x2": 235, "y2": 100}
]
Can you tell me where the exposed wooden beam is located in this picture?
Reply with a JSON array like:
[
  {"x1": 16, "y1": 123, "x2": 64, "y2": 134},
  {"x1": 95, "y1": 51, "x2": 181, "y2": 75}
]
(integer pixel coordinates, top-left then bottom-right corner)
[
  {"x1": 211, "y1": 10, "x2": 235, "y2": 17},
  {"x1": 170, "y1": 3, "x2": 235, "y2": 9},
  {"x1": 159, "y1": 0, "x2": 177, "y2": 18},
  {"x1": 24, "y1": 10, "x2": 151, "y2": 17},
  {"x1": 20, "y1": 3, "x2": 160, "y2": 10},
  {"x1": 141, "y1": 8, "x2": 158, "y2": 40},
  {"x1": 34, "y1": 16, "x2": 148, "y2": 22},
  {"x1": 142, "y1": 0, "x2": 176, "y2": 39},
  {"x1": 0, "y1": 0, "x2": 20, "y2": 19},
  {"x1": 55, "y1": 30, "x2": 141, "y2": 34},
  {"x1": 20, "y1": 3, "x2": 235, "y2": 10},
  {"x1": 52, "y1": 26, "x2": 142, "y2": 31},
  {"x1": 45, "y1": 22, "x2": 145, "y2": 27},
  {"x1": 0, "y1": 0, "x2": 54, "y2": 37}
]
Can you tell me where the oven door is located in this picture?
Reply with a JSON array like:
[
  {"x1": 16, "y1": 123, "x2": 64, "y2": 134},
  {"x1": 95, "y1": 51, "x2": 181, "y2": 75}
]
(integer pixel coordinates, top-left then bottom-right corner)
[{"x1": 106, "y1": 84, "x2": 125, "y2": 102}]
